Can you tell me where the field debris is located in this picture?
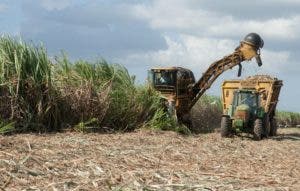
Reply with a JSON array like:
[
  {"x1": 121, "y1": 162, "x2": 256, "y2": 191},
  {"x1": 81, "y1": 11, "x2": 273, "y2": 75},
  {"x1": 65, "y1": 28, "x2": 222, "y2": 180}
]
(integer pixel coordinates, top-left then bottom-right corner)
[{"x1": 0, "y1": 128, "x2": 299, "y2": 190}]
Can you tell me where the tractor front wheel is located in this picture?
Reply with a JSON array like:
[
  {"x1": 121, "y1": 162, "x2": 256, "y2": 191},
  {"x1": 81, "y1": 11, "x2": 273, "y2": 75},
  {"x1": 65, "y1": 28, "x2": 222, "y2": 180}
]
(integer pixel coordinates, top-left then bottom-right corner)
[
  {"x1": 221, "y1": 116, "x2": 231, "y2": 137},
  {"x1": 253, "y1": 118, "x2": 263, "y2": 140}
]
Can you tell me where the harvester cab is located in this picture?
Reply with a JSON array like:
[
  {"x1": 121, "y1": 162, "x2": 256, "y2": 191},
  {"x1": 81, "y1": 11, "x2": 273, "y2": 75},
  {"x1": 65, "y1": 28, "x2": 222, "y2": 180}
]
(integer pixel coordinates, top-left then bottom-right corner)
[
  {"x1": 148, "y1": 33, "x2": 264, "y2": 126},
  {"x1": 148, "y1": 67, "x2": 196, "y2": 119}
]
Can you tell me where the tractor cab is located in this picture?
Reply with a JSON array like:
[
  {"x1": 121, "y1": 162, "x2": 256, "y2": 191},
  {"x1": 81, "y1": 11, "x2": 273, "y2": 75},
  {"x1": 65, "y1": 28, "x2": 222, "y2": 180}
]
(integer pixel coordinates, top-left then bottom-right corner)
[
  {"x1": 230, "y1": 90, "x2": 262, "y2": 129},
  {"x1": 232, "y1": 90, "x2": 259, "y2": 111}
]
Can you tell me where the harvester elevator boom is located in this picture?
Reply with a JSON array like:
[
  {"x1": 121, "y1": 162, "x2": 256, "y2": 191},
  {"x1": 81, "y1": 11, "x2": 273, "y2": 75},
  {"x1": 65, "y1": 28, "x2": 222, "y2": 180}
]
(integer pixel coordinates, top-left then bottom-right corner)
[{"x1": 189, "y1": 33, "x2": 264, "y2": 110}]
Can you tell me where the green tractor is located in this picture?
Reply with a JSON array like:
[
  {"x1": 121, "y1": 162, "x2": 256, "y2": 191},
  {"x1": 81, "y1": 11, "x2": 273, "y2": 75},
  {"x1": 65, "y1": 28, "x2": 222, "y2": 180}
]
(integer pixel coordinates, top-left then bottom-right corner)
[{"x1": 221, "y1": 75, "x2": 283, "y2": 140}]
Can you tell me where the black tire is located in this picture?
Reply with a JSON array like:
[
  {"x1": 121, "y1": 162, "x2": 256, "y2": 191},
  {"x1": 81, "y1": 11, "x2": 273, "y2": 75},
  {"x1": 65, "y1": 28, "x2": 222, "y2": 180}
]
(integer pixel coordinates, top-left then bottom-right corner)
[
  {"x1": 181, "y1": 113, "x2": 192, "y2": 128},
  {"x1": 253, "y1": 118, "x2": 263, "y2": 140},
  {"x1": 221, "y1": 116, "x2": 231, "y2": 137},
  {"x1": 180, "y1": 112, "x2": 201, "y2": 134},
  {"x1": 263, "y1": 115, "x2": 270, "y2": 138},
  {"x1": 269, "y1": 118, "x2": 278, "y2": 136}
]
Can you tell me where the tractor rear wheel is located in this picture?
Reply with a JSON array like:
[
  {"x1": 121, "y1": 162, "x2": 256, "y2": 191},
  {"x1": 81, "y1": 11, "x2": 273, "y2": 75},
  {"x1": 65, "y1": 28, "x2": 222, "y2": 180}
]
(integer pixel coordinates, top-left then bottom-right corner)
[
  {"x1": 270, "y1": 118, "x2": 278, "y2": 136},
  {"x1": 253, "y1": 118, "x2": 263, "y2": 140},
  {"x1": 221, "y1": 116, "x2": 231, "y2": 137}
]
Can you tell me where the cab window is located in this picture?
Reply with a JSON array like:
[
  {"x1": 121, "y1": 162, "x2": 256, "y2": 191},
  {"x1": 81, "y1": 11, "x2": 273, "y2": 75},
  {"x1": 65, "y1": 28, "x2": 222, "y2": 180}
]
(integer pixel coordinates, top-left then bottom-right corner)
[{"x1": 154, "y1": 71, "x2": 175, "y2": 86}]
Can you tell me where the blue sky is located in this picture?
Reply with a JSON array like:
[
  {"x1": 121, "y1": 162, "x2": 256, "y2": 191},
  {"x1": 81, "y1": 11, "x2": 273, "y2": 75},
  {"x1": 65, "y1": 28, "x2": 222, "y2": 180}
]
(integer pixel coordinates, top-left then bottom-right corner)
[{"x1": 1, "y1": 0, "x2": 300, "y2": 112}]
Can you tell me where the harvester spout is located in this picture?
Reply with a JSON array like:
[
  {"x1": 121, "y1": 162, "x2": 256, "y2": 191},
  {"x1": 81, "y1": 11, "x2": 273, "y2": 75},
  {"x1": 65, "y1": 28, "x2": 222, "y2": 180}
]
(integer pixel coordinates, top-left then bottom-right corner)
[
  {"x1": 238, "y1": 63, "x2": 242, "y2": 77},
  {"x1": 255, "y1": 54, "x2": 263, "y2": 67},
  {"x1": 240, "y1": 32, "x2": 264, "y2": 66}
]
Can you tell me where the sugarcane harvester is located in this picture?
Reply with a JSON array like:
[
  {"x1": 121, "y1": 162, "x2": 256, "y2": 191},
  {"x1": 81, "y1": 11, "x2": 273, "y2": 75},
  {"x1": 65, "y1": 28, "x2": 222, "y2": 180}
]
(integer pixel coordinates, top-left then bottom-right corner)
[{"x1": 148, "y1": 33, "x2": 264, "y2": 125}]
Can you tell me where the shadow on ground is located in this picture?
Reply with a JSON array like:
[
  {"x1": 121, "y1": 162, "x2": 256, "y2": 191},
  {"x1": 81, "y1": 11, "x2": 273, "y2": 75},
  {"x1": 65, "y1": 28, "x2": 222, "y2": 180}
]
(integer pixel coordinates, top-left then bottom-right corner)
[{"x1": 272, "y1": 132, "x2": 300, "y2": 141}]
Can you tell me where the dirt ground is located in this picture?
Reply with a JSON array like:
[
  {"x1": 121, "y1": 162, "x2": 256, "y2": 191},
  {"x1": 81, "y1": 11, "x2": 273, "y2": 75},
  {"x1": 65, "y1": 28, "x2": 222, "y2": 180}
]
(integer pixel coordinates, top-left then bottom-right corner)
[{"x1": 0, "y1": 128, "x2": 299, "y2": 191}]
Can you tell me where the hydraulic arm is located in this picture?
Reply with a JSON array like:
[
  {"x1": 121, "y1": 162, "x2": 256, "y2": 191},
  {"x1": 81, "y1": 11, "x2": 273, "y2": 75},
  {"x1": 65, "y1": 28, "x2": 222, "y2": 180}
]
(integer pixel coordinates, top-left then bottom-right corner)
[{"x1": 189, "y1": 33, "x2": 264, "y2": 110}]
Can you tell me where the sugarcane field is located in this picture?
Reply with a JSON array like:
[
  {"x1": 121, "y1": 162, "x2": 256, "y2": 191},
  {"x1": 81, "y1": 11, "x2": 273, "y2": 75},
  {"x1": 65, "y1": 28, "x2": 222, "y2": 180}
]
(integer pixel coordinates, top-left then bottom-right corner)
[
  {"x1": 1, "y1": 1, "x2": 300, "y2": 191},
  {"x1": 0, "y1": 127, "x2": 299, "y2": 190}
]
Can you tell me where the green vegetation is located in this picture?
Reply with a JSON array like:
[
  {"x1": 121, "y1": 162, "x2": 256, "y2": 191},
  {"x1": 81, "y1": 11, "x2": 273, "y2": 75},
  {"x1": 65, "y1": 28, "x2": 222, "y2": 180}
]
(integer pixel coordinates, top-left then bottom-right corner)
[
  {"x1": 0, "y1": 36, "x2": 59, "y2": 132},
  {"x1": 0, "y1": 36, "x2": 171, "y2": 134},
  {"x1": 276, "y1": 111, "x2": 300, "y2": 127},
  {"x1": 0, "y1": 120, "x2": 15, "y2": 134}
]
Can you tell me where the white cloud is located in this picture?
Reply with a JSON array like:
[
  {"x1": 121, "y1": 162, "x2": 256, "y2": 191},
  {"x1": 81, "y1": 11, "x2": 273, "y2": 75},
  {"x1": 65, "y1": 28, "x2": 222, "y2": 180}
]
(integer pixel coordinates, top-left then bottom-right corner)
[
  {"x1": 40, "y1": 0, "x2": 72, "y2": 11},
  {"x1": 208, "y1": 16, "x2": 300, "y2": 40},
  {"x1": 261, "y1": 50, "x2": 291, "y2": 73},
  {"x1": 118, "y1": 34, "x2": 294, "y2": 79},
  {"x1": 132, "y1": 0, "x2": 300, "y2": 40},
  {"x1": 132, "y1": 0, "x2": 216, "y2": 30},
  {"x1": 118, "y1": 35, "x2": 241, "y2": 78}
]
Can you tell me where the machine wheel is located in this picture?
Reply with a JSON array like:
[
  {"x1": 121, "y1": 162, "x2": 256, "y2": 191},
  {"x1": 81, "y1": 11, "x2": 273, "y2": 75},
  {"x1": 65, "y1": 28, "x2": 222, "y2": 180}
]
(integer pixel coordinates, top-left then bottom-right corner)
[
  {"x1": 253, "y1": 118, "x2": 263, "y2": 140},
  {"x1": 180, "y1": 112, "x2": 200, "y2": 133},
  {"x1": 221, "y1": 116, "x2": 231, "y2": 137},
  {"x1": 269, "y1": 118, "x2": 278, "y2": 136},
  {"x1": 263, "y1": 115, "x2": 270, "y2": 138},
  {"x1": 180, "y1": 113, "x2": 192, "y2": 128}
]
